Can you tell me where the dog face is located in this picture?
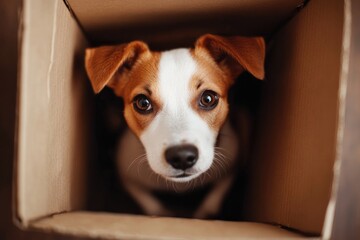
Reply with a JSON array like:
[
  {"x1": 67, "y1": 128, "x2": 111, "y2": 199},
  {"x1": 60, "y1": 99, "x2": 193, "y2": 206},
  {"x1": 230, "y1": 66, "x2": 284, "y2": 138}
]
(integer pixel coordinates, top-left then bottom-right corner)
[{"x1": 85, "y1": 34, "x2": 265, "y2": 182}]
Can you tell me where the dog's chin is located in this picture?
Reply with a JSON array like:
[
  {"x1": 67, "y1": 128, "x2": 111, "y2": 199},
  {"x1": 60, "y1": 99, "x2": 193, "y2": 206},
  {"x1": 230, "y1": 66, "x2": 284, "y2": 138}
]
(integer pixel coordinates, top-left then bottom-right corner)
[{"x1": 163, "y1": 172, "x2": 202, "y2": 183}]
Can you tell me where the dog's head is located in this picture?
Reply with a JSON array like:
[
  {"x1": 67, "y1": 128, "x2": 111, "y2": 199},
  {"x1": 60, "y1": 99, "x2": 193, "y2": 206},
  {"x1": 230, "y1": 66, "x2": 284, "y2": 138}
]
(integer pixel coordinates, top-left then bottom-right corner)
[{"x1": 85, "y1": 34, "x2": 265, "y2": 182}]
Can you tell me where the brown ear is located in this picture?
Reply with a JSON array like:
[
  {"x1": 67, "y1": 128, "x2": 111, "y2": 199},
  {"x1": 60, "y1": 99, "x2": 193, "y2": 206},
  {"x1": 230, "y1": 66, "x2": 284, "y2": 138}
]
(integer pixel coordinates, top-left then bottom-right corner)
[
  {"x1": 85, "y1": 41, "x2": 149, "y2": 93},
  {"x1": 195, "y1": 34, "x2": 265, "y2": 79}
]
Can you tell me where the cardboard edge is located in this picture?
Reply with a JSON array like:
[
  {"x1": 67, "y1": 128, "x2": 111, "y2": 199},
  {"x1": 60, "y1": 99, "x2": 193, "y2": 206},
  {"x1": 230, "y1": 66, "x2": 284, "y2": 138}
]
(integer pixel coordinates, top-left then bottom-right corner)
[
  {"x1": 322, "y1": 0, "x2": 351, "y2": 238},
  {"x1": 63, "y1": 0, "x2": 94, "y2": 45},
  {"x1": 266, "y1": 0, "x2": 310, "y2": 42},
  {"x1": 28, "y1": 211, "x2": 308, "y2": 239},
  {"x1": 12, "y1": 0, "x2": 26, "y2": 229}
]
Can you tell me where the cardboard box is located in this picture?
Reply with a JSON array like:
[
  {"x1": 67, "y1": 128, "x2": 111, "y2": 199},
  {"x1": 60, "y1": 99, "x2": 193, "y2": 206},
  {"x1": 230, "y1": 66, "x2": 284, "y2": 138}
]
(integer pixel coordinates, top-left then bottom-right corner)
[{"x1": 14, "y1": 0, "x2": 353, "y2": 238}]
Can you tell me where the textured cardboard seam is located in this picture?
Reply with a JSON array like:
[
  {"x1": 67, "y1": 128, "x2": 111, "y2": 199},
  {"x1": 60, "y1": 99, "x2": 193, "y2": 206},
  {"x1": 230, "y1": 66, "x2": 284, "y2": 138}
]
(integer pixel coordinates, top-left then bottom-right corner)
[
  {"x1": 266, "y1": 0, "x2": 309, "y2": 42},
  {"x1": 63, "y1": 0, "x2": 93, "y2": 45}
]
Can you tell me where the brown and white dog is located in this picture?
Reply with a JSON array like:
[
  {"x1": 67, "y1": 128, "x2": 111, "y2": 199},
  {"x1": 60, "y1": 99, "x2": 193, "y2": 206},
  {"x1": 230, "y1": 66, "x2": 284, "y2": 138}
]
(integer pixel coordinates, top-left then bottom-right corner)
[{"x1": 85, "y1": 34, "x2": 265, "y2": 218}]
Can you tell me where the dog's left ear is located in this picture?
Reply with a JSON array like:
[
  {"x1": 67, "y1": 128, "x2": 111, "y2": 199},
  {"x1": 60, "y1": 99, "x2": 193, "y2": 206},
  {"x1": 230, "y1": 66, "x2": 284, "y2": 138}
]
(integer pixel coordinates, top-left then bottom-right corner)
[
  {"x1": 195, "y1": 34, "x2": 265, "y2": 80},
  {"x1": 85, "y1": 41, "x2": 149, "y2": 94}
]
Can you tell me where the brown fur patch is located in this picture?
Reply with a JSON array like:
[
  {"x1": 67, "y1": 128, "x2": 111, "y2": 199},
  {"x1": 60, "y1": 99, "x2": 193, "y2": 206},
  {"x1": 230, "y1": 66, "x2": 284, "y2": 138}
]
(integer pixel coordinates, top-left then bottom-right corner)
[
  {"x1": 112, "y1": 52, "x2": 162, "y2": 136},
  {"x1": 195, "y1": 34, "x2": 265, "y2": 80},
  {"x1": 85, "y1": 41, "x2": 149, "y2": 93},
  {"x1": 190, "y1": 48, "x2": 234, "y2": 132}
]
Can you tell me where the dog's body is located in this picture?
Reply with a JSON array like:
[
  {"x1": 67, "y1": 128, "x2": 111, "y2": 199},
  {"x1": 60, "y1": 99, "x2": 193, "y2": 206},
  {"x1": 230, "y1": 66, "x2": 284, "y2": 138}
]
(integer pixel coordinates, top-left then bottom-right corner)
[{"x1": 85, "y1": 35, "x2": 265, "y2": 218}]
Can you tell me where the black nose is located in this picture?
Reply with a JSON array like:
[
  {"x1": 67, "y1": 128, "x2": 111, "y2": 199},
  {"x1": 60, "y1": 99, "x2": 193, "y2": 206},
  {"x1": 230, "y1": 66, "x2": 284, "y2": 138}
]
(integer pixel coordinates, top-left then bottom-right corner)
[{"x1": 165, "y1": 144, "x2": 198, "y2": 170}]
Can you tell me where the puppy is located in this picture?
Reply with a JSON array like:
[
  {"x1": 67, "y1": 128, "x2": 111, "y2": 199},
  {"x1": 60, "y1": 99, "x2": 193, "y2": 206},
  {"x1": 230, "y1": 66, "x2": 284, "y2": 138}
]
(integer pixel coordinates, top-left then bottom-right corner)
[{"x1": 85, "y1": 34, "x2": 265, "y2": 218}]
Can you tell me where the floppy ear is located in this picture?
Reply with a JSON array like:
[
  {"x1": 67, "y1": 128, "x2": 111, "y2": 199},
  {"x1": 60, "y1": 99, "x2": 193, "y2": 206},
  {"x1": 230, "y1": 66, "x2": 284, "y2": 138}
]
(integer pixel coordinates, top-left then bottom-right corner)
[
  {"x1": 85, "y1": 41, "x2": 149, "y2": 93},
  {"x1": 195, "y1": 34, "x2": 265, "y2": 80}
]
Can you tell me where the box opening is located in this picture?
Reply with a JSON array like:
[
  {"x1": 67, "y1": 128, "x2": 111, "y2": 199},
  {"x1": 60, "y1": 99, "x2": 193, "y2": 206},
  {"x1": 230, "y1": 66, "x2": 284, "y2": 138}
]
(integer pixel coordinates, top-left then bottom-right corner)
[{"x1": 15, "y1": 0, "x2": 345, "y2": 238}]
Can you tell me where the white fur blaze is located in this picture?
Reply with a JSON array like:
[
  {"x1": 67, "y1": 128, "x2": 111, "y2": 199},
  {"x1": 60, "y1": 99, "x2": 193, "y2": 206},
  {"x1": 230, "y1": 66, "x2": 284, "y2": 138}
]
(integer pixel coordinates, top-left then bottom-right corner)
[{"x1": 139, "y1": 49, "x2": 217, "y2": 181}]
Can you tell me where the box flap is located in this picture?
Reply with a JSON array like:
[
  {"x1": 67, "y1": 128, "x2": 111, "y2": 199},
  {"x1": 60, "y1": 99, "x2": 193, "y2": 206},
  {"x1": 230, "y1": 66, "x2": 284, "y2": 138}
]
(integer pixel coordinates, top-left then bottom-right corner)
[
  {"x1": 16, "y1": 0, "x2": 90, "y2": 225},
  {"x1": 31, "y1": 211, "x2": 305, "y2": 239},
  {"x1": 66, "y1": 0, "x2": 304, "y2": 47}
]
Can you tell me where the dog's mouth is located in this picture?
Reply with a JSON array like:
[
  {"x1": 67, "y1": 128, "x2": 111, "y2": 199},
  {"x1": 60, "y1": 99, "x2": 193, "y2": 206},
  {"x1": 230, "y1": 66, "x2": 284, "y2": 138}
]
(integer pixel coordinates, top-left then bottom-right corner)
[
  {"x1": 165, "y1": 171, "x2": 202, "y2": 182},
  {"x1": 174, "y1": 173, "x2": 191, "y2": 178}
]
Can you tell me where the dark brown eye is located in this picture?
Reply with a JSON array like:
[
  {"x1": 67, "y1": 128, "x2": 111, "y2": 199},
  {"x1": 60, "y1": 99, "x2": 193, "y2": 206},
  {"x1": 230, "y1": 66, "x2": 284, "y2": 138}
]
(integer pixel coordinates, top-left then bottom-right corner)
[
  {"x1": 199, "y1": 90, "x2": 219, "y2": 110},
  {"x1": 133, "y1": 94, "x2": 153, "y2": 114}
]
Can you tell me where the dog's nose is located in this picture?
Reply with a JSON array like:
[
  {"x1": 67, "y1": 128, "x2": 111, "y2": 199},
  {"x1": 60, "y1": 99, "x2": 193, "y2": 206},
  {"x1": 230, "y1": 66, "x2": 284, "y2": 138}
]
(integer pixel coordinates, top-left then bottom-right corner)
[{"x1": 165, "y1": 144, "x2": 198, "y2": 170}]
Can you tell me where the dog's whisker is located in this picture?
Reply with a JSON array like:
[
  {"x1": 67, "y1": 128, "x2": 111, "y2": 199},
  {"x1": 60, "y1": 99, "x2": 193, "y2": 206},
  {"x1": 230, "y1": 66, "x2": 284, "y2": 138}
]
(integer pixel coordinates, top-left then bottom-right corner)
[
  {"x1": 214, "y1": 151, "x2": 231, "y2": 171},
  {"x1": 156, "y1": 174, "x2": 160, "y2": 185},
  {"x1": 214, "y1": 153, "x2": 227, "y2": 163},
  {"x1": 200, "y1": 173, "x2": 205, "y2": 186},
  {"x1": 214, "y1": 149, "x2": 227, "y2": 157},
  {"x1": 172, "y1": 182, "x2": 179, "y2": 193},
  {"x1": 207, "y1": 165, "x2": 217, "y2": 180},
  {"x1": 127, "y1": 153, "x2": 147, "y2": 172},
  {"x1": 214, "y1": 151, "x2": 226, "y2": 157},
  {"x1": 189, "y1": 179, "x2": 193, "y2": 191},
  {"x1": 215, "y1": 157, "x2": 228, "y2": 176},
  {"x1": 136, "y1": 157, "x2": 147, "y2": 177},
  {"x1": 205, "y1": 168, "x2": 211, "y2": 178},
  {"x1": 214, "y1": 150, "x2": 230, "y2": 161},
  {"x1": 211, "y1": 160, "x2": 224, "y2": 180},
  {"x1": 215, "y1": 162, "x2": 222, "y2": 179},
  {"x1": 185, "y1": 179, "x2": 191, "y2": 189},
  {"x1": 214, "y1": 152, "x2": 231, "y2": 163},
  {"x1": 214, "y1": 146, "x2": 230, "y2": 153},
  {"x1": 148, "y1": 170, "x2": 155, "y2": 182},
  {"x1": 214, "y1": 156, "x2": 228, "y2": 172},
  {"x1": 211, "y1": 161, "x2": 219, "y2": 179}
]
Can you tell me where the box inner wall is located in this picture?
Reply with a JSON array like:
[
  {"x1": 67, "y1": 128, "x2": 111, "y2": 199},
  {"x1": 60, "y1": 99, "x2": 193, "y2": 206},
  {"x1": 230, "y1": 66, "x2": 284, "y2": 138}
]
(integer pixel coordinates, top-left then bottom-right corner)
[{"x1": 16, "y1": 0, "x2": 343, "y2": 237}]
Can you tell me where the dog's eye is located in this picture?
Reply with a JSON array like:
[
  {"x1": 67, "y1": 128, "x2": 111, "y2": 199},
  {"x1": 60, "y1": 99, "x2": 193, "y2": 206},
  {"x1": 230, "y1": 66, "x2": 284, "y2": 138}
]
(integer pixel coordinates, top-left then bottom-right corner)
[
  {"x1": 199, "y1": 90, "x2": 219, "y2": 110},
  {"x1": 133, "y1": 94, "x2": 153, "y2": 114}
]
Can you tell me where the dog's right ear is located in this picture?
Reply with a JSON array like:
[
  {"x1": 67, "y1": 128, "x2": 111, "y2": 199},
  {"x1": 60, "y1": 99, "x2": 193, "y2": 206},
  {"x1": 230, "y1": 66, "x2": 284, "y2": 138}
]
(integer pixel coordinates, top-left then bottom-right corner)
[
  {"x1": 195, "y1": 34, "x2": 265, "y2": 80},
  {"x1": 85, "y1": 41, "x2": 149, "y2": 94}
]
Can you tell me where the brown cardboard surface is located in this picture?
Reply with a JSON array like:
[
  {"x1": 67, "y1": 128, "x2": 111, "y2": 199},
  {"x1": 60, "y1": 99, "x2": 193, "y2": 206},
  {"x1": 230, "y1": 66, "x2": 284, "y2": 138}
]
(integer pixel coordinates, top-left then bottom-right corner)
[
  {"x1": 17, "y1": 0, "x2": 90, "y2": 225},
  {"x1": 243, "y1": 0, "x2": 343, "y2": 234},
  {"x1": 31, "y1": 211, "x2": 305, "y2": 239},
  {"x1": 67, "y1": 0, "x2": 303, "y2": 47}
]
